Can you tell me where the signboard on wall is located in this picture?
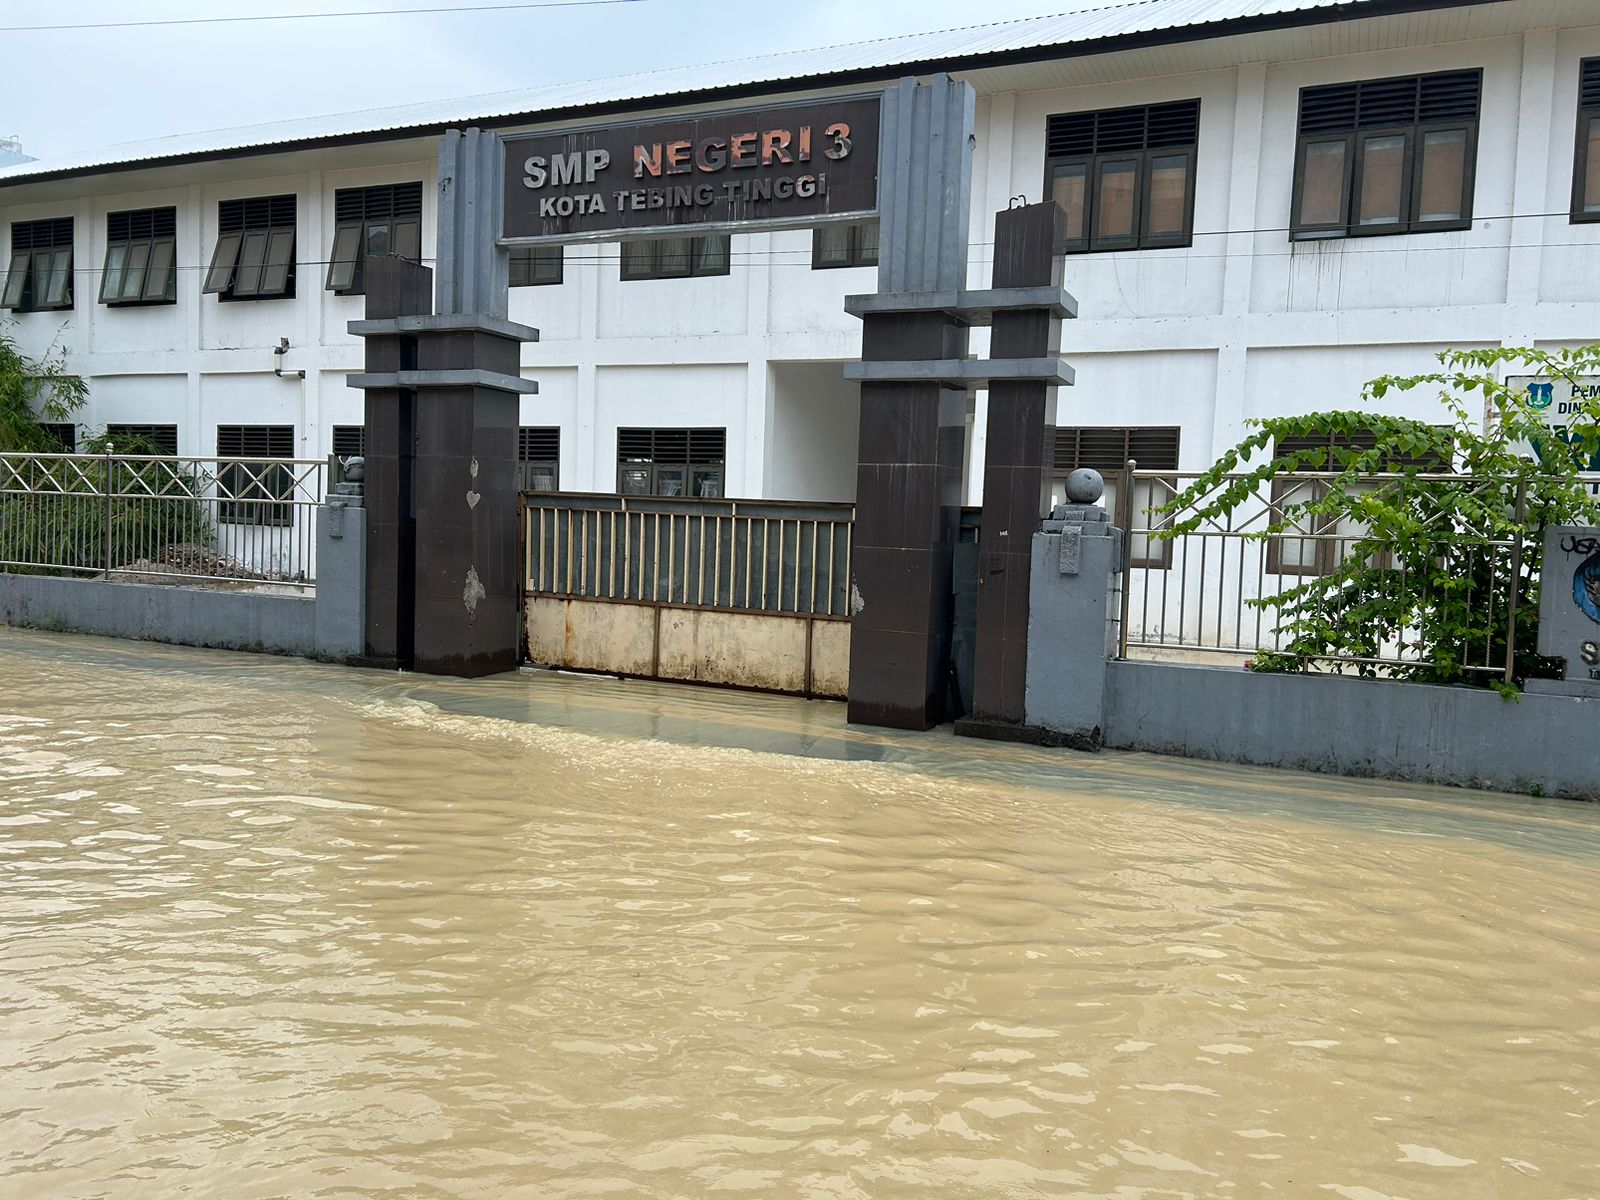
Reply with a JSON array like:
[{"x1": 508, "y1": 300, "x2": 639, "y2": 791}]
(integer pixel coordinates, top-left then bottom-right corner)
[
  {"x1": 500, "y1": 95, "x2": 881, "y2": 243},
  {"x1": 1505, "y1": 376, "x2": 1600, "y2": 471}
]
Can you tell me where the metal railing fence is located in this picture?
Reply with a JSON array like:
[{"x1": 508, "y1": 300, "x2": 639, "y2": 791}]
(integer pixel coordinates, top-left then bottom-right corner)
[
  {"x1": 523, "y1": 492, "x2": 855, "y2": 618},
  {"x1": 0, "y1": 450, "x2": 327, "y2": 589},
  {"x1": 1115, "y1": 466, "x2": 1541, "y2": 681}
]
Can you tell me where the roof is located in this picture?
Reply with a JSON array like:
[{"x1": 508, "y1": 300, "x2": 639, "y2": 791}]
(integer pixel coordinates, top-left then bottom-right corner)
[{"x1": 0, "y1": 0, "x2": 1443, "y2": 186}]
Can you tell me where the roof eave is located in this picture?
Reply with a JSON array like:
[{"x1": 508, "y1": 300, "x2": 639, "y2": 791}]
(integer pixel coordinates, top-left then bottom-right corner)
[{"x1": 0, "y1": 0, "x2": 1475, "y2": 191}]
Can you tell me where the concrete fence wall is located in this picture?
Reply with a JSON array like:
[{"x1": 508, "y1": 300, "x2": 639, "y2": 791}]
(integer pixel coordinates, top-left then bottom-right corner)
[
  {"x1": 0, "y1": 506, "x2": 365, "y2": 662},
  {"x1": 1102, "y1": 660, "x2": 1599, "y2": 802}
]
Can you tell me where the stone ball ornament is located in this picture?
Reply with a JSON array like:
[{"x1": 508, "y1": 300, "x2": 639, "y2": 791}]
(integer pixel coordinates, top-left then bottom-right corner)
[
  {"x1": 345, "y1": 456, "x2": 366, "y2": 482},
  {"x1": 1064, "y1": 467, "x2": 1104, "y2": 505}
]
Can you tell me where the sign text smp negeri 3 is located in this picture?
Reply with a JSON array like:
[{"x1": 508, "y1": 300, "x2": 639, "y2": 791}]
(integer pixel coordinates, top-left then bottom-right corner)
[{"x1": 500, "y1": 97, "x2": 880, "y2": 241}]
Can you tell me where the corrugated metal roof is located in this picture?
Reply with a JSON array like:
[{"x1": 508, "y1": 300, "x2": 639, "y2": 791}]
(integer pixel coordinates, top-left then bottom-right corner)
[{"x1": 0, "y1": 0, "x2": 1426, "y2": 185}]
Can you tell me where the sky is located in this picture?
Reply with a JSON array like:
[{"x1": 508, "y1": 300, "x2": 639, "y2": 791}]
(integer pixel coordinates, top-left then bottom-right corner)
[{"x1": 1, "y1": 0, "x2": 1117, "y2": 163}]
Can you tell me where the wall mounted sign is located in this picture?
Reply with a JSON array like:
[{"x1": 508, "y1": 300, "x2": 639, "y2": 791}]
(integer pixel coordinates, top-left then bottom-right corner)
[
  {"x1": 500, "y1": 95, "x2": 880, "y2": 243},
  {"x1": 1505, "y1": 375, "x2": 1600, "y2": 471}
]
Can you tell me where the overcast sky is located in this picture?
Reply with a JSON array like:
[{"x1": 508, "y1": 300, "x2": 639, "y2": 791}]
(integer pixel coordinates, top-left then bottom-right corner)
[{"x1": 1, "y1": 0, "x2": 1111, "y2": 162}]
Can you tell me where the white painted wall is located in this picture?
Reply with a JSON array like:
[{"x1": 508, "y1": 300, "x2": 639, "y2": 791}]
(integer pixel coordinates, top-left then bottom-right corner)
[{"x1": 5, "y1": 2, "x2": 1600, "y2": 505}]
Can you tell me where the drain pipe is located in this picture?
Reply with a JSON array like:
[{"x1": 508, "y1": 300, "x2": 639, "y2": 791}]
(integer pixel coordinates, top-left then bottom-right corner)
[{"x1": 273, "y1": 337, "x2": 305, "y2": 380}]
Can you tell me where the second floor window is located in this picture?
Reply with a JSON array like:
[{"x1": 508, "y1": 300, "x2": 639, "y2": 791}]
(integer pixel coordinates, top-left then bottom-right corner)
[
  {"x1": 1574, "y1": 59, "x2": 1600, "y2": 222},
  {"x1": 813, "y1": 221, "x2": 879, "y2": 269},
  {"x1": 204, "y1": 195, "x2": 296, "y2": 301},
  {"x1": 101, "y1": 207, "x2": 177, "y2": 306},
  {"x1": 1292, "y1": 69, "x2": 1480, "y2": 239},
  {"x1": 2, "y1": 217, "x2": 74, "y2": 313},
  {"x1": 620, "y1": 235, "x2": 730, "y2": 280},
  {"x1": 510, "y1": 246, "x2": 564, "y2": 287},
  {"x1": 1044, "y1": 100, "x2": 1199, "y2": 253},
  {"x1": 327, "y1": 182, "x2": 423, "y2": 295}
]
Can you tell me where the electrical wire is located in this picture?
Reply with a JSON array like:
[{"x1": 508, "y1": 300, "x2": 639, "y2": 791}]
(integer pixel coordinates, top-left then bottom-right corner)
[{"x1": 1, "y1": 0, "x2": 646, "y2": 34}]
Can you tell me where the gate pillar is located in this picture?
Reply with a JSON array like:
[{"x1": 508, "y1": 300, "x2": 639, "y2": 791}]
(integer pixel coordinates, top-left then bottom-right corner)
[
  {"x1": 964, "y1": 201, "x2": 1072, "y2": 730},
  {"x1": 348, "y1": 256, "x2": 538, "y2": 677}
]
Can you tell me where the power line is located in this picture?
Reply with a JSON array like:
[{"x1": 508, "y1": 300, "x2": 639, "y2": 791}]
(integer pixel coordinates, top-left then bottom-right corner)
[{"x1": 0, "y1": 0, "x2": 645, "y2": 34}]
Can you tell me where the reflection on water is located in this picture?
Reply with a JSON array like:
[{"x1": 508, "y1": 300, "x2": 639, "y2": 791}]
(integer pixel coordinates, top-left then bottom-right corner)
[{"x1": 3, "y1": 628, "x2": 1599, "y2": 1199}]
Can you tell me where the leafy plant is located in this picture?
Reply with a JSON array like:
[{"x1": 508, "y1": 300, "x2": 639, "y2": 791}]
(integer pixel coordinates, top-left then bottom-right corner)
[
  {"x1": 1, "y1": 322, "x2": 217, "y2": 577},
  {"x1": 0, "y1": 320, "x2": 86, "y2": 450},
  {"x1": 1159, "y1": 345, "x2": 1600, "y2": 690}
]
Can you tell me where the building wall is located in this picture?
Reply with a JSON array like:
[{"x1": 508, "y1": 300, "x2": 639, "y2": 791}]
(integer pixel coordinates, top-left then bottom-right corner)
[{"x1": 5, "y1": 4, "x2": 1600, "y2": 504}]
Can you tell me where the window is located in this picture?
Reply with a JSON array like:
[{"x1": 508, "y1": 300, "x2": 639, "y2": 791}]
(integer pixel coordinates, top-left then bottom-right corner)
[
  {"x1": 1573, "y1": 59, "x2": 1600, "y2": 221},
  {"x1": 1044, "y1": 101, "x2": 1199, "y2": 253},
  {"x1": 1266, "y1": 429, "x2": 1449, "y2": 576},
  {"x1": 812, "y1": 221, "x2": 879, "y2": 269},
  {"x1": 1291, "y1": 70, "x2": 1479, "y2": 239},
  {"x1": 617, "y1": 428, "x2": 725, "y2": 497},
  {"x1": 620, "y1": 235, "x2": 730, "y2": 280},
  {"x1": 104, "y1": 424, "x2": 179, "y2": 454},
  {"x1": 204, "y1": 195, "x2": 295, "y2": 301},
  {"x1": 326, "y1": 182, "x2": 423, "y2": 295},
  {"x1": 1052, "y1": 426, "x2": 1180, "y2": 569},
  {"x1": 510, "y1": 246, "x2": 564, "y2": 287},
  {"x1": 331, "y1": 425, "x2": 365, "y2": 459},
  {"x1": 38, "y1": 423, "x2": 76, "y2": 452},
  {"x1": 519, "y1": 426, "x2": 560, "y2": 491},
  {"x1": 101, "y1": 208, "x2": 177, "y2": 306},
  {"x1": 217, "y1": 425, "x2": 295, "y2": 526},
  {"x1": 2, "y1": 217, "x2": 74, "y2": 312}
]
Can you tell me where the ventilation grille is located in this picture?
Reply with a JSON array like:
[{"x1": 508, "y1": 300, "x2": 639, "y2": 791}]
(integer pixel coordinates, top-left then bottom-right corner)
[
  {"x1": 1054, "y1": 427, "x2": 1180, "y2": 473},
  {"x1": 617, "y1": 427, "x2": 726, "y2": 464},
  {"x1": 519, "y1": 426, "x2": 560, "y2": 461},
  {"x1": 1298, "y1": 70, "x2": 1481, "y2": 134},
  {"x1": 1276, "y1": 429, "x2": 1448, "y2": 470},
  {"x1": 105, "y1": 424, "x2": 178, "y2": 454},
  {"x1": 335, "y1": 182, "x2": 424, "y2": 223},
  {"x1": 1584, "y1": 58, "x2": 1600, "y2": 109},
  {"x1": 11, "y1": 217, "x2": 72, "y2": 250},
  {"x1": 331, "y1": 425, "x2": 365, "y2": 458},
  {"x1": 1046, "y1": 100, "x2": 1200, "y2": 158},
  {"x1": 107, "y1": 208, "x2": 176, "y2": 242},
  {"x1": 219, "y1": 195, "x2": 296, "y2": 233},
  {"x1": 38, "y1": 423, "x2": 76, "y2": 452},
  {"x1": 218, "y1": 425, "x2": 294, "y2": 457}
]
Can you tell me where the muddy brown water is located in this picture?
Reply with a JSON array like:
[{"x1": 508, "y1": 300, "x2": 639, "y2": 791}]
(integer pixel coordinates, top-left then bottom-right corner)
[{"x1": 2, "y1": 628, "x2": 1599, "y2": 1199}]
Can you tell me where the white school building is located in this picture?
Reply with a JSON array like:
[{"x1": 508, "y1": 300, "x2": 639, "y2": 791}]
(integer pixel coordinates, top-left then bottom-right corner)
[{"x1": 3, "y1": 0, "x2": 1599, "y2": 510}]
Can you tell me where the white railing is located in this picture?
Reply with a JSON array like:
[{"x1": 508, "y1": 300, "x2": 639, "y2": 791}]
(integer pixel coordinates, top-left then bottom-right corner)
[{"x1": 0, "y1": 451, "x2": 328, "y2": 590}]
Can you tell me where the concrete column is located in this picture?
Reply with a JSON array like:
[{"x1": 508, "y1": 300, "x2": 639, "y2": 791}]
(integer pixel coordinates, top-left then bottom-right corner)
[
  {"x1": 847, "y1": 314, "x2": 972, "y2": 729},
  {"x1": 1022, "y1": 481, "x2": 1122, "y2": 748},
  {"x1": 967, "y1": 201, "x2": 1067, "y2": 726},
  {"x1": 314, "y1": 503, "x2": 367, "y2": 661}
]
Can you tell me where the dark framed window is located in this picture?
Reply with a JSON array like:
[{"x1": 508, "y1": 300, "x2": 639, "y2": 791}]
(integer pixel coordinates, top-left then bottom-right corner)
[
  {"x1": 1266, "y1": 429, "x2": 1449, "y2": 575},
  {"x1": 39, "y1": 423, "x2": 76, "y2": 452},
  {"x1": 1573, "y1": 59, "x2": 1600, "y2": 222},
  {"x1": 618, "y1": 428, "x2": 725, "y2": 497},
  {"x1": 519, "y1": 426, "x2": 560, "y2": 491},
  {"x1": 1053, "y1": 426, "x2": 1180, "y2": 569},
  {"x1": 812, "y1": 221, "x2": 879, "y2": 269},
  {"x1": 326, "y1": 182, "x2": 423, "y2": 295},
  {"x1": 510, "y1": 246, "x2": 564, "y2": 287},
  {"x1": 105, "y1": 423, "x2": 179, "y2": 454},
  {"x1": 1044, "y1": 101, "x2": 1198, "y2": 253},
  {"x1": 620, "y1": 235, "x2": 730, "y2": 281},
  {"x1": 204, "y1": 195, "x2": 296, "y2": 301},
  {"x1": 101, "y1": 208, "x2": 177, "y2": 306},
  {"x1": 1291, "y1": 70, "x2": 1479, "y2": 239},
  {"x1": 331, "y1": 425, "x2": 365, "y2": 459},
  {"x1": 217, "y1": 424, "x2": 295, "y2": 526},
  {"x1": 2, "y1": 217, "x2": 74, "y2": 312}
]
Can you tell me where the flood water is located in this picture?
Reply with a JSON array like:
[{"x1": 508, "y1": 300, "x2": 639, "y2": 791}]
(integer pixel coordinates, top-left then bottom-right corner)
[{"x1": 3, "y1": 629, "x2": 1600, "y2": 1199}]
